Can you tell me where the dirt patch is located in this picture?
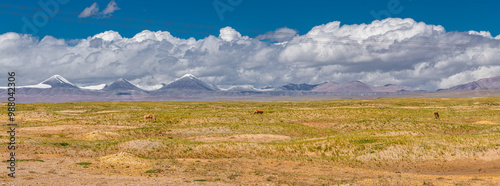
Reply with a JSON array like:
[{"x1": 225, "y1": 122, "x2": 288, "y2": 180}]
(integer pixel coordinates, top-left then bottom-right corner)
[
  {"x1": 56, "y1": 110, "x2": 88, "y2": 115},
  {"x1": 375, "y1": 131, "x2": 423, "y2": 137},
  {"x1": 373, "y1": 158, "x2": 500, "y2": 175},
  {"x1": 189, "y1": 134, "x2": 291, "y2": 143},
  {"x1": 74, "y1": 130, "x2": 121, "y2": 141},
  {"x1": 118, "y1": 140, "x2": 164, "y2": 151},
  {"x1": 95, "y1": 110, "x2": 121, "y2": 114},
  {"x1": 474, "y1": 120, "x2": 499, "y2": 125},
  {"x1": 299, "y1": 121, "x2": 337, "y2": 128},
  {"x1": 21, "y1": 125, "x2": 136, "y2": 135},
  {"x1": 358, "y1": 146, "x2": 500, "y2": 175},
  {"x1": 168, "y1": 127, "x2": 231, "y2": 136},
  {"x1": 4, "y1": 153, "x2": 500, "y2": 185},
  {"x1": 398, "y1": 106, "x2": 447, "y2": 109}
]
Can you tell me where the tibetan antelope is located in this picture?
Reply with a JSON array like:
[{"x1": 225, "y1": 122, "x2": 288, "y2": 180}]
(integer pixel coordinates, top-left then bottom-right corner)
[
  {"x1": 253, "y1": 109, "x2": 264, "y2": 114},
  {"x1": 144, "y1": 114, "x2": 156, "y2": 122},
  {"x1": 433, "y1": 111, "x2": 439, "y2": 119}
]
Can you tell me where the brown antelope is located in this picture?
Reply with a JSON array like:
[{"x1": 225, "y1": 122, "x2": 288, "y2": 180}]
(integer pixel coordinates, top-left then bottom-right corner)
[
  {"x1": 253, "y1": 109, "x2": 264, "y2": 114},
  {"x1": 144, "y1": 114, "x2": 156, "y2": 122},
  {"x1": 433, "y1": 111, "x2": 439, "y2": 119}
]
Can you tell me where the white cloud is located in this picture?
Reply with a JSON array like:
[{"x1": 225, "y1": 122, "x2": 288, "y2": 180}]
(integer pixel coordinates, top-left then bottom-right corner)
[
  {"x1": 102, "y1": 0, "x2": 120, "y2": 15},
  {"x1": 468, "y1": 30, "x2": 493, "y2": 38},
  {"x1": 2, "y1": 18, "x2": 500, "y2": 90},
  {"x1": 78, "y1": 0, "x2": 120, "y2": 18},
  {"x1": 219, "y1": 26, "x2": 242, "y2": 42},
  {"x1": 78, "y1": 2, "x2": 99, "y2": 18},
  {"x1": 256, "y1": 27, "x2": 298, "y2": 42}
]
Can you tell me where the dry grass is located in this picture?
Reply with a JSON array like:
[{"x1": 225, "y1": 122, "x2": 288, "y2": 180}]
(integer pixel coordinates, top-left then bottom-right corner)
[
  {"x1": 189, "y1": 134, "x2": 291, "y2": 142},
  {"x1": 2, "y1": 97, "x2": 500, "y2": 184}
]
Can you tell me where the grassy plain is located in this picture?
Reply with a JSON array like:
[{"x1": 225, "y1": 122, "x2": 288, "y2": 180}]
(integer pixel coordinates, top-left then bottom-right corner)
[{"x1": 2, "y1": 97, "x2": 500, "y2": 185}]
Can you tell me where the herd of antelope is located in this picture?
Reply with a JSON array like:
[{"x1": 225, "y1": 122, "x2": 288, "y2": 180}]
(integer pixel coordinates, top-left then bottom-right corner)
[{"x1": 144, "y1": 110, "x2": 440, "y2": 121}]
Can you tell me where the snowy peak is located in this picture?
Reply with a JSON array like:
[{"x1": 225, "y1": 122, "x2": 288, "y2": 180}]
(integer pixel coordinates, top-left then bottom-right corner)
[
  {"x1": 103, "y1": 78, "x2": 144, "y2": 91},
  {"x1": 225, "y1": 85, "x2": 260, "y2": 92},
  {"x1": 161, "y1": 74, "x2": 219, "y2": 91},
  {"x1": 39, "y1": 75, "x2": 78, "y2": 88},
  {"x1": 180, "y1": 74, "x2": 197, "y2": 79}
]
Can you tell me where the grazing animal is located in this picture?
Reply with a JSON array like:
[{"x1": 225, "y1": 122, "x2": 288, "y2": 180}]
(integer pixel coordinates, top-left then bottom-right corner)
[
  {"x1": 253, "y1": 109, "x2": 264, "y2": 114},
  {"x1": 433, "y1": 111, "x2": 439, "y2": 119},
  {"x1": 144, "y1": 114, "x2": 156, "y2": 122}
]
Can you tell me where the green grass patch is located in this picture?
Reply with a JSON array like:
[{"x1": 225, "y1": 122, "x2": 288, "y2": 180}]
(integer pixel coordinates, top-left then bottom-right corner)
[
  {"x1": 58, "y1": 142, "x2": 70, "y2": 146},
  {"x1": 145, "y1": 169, "x2": 163, "y2": 173},
  {"x1": 76, "y1": 162, "x2": 92, "y2": 165},
  {"x1": 194, "y1": 179, "x2": 208, "y2": 182}
]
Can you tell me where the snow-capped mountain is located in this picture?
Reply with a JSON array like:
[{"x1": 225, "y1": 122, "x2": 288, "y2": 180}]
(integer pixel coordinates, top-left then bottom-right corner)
[
  {"x1": 312, "y1": 81, "x2": 372, "y2": 93},
  {"x1": 13, "y1": 73, "x2": 495, "y2": 103},
  {"x1": 224, "y1": 85, "x2": 261, "y2": 92},
  {"x1": 280, "y1": 83, "x2": 323, "y2": 91},
  {"x1": 103, "y1": 78, "x2": 144, "y2": 91},
  {"x1": 160, "y1": 74, "x2": 219, "y2": 91},
  {"x1": 39, "y1": 75, "x2": 79, "y2": 88}
]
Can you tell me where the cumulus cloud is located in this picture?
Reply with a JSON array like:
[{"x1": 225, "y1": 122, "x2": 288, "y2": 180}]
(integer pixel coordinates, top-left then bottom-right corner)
[
  {"x1": 2, "y1": 18, "x2": 500, "y2": 90},
  {"x1": 256, "y1": 27, "x2": 298, "y2": 42},
  {"x1": 219, "y1": 26, "x2": 243, "y2": 42},
  {"x1": 78, "y1": 0, "x2": 120, "y2": 18}
]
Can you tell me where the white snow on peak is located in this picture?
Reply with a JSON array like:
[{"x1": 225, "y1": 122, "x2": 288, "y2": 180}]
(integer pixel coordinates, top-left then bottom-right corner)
[
  {"x1": 168, "y1": 74, "x2": 198, "y2": 84},
  {"x1": 220, "y1": 85, "x2": 272, "y2": 92},
  {"x1": 42, "y1": 75, "x2": 75, "y2": 86},
  {"x1": 80, "y1": 84, "x2": 106, "y2": 90},
  {"x1": 180, "y1": 74, "x2": 197, "y2": 79}
]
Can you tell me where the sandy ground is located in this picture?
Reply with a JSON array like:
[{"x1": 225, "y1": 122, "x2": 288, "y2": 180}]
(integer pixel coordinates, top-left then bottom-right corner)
[
  {"x1": 3, "y1": 153, "x2": 500, "y2": 185},
  {"x1": 3, "y1": 128, "x2": 500, "y2": 185}
]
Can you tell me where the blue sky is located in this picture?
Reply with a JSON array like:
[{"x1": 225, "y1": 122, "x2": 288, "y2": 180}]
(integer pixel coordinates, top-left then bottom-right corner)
[
  {"x1": 1, "y1": 0, "x2": 500, "y2": 90},
  {"x1": 1, "y1": 0, "x2": 499, "y2": 40}
]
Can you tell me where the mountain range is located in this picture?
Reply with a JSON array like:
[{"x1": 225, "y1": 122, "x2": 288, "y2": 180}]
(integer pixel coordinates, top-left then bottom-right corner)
[
  {"x1": 440, "y1": 76, "x2": 500, "y2": 91},
  {"x1": 102, "y1": 78, "x2": 144, "y2": 92},
  {"x1": 3, "y1": 74, "x2": 500, "y2": 103}
]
